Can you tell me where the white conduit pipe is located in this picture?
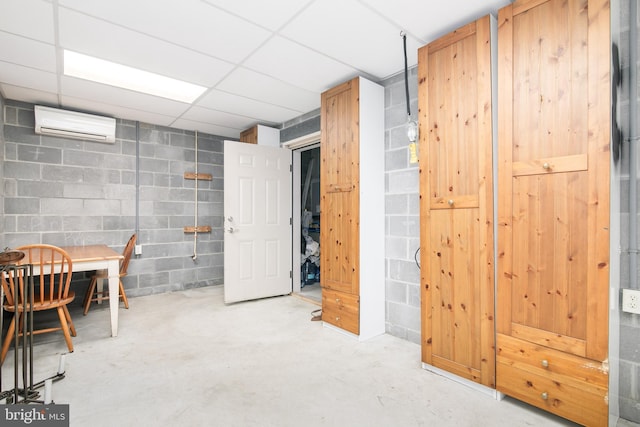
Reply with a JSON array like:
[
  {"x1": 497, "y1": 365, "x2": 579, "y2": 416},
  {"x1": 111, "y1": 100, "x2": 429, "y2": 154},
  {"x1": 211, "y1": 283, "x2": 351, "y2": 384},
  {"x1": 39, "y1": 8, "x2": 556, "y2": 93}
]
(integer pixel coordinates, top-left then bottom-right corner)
[
  {"x1": 192, "y1": 131, "x2": 198, "y2": 261},
  {"x1": 630, "y1": 0, "x2": 638, "y2": 289}
]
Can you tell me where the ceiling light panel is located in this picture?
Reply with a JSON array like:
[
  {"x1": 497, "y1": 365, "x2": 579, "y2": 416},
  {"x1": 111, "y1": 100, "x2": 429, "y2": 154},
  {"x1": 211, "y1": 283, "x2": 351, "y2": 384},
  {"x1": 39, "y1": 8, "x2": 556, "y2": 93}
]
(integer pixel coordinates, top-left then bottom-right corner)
[
  {"x1": 58, "y1": 8, "x2": 233, "y2": 88},
  {"x1": 64, "y1": 50, "x2": 206, "y2": 103}
]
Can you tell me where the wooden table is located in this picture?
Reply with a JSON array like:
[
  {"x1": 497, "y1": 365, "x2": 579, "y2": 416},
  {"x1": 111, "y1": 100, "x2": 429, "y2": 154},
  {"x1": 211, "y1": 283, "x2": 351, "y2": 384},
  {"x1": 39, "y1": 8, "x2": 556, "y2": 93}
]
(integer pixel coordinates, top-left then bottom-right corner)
[{"x1": 61, "y1": 245, "x2": 123, "y2": 337}]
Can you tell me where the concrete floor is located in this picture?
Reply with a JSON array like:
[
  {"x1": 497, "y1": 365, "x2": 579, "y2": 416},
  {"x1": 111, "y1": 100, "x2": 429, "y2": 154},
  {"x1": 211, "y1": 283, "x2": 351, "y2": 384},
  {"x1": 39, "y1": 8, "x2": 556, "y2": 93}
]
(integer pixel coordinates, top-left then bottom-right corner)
[
  {"x1": 0, "y1": 286, "x2": 583, "y2": 426},
  {"x1": 298, "y1": 281, "x2": 322, "y2": 304}
]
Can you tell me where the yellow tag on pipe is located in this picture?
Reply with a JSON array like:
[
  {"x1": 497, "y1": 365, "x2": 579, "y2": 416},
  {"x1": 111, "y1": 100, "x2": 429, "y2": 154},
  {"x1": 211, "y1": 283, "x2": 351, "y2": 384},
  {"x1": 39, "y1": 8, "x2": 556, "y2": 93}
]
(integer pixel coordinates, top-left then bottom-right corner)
[{"x1": 409, "y1": 142, "x2": 419, "y2": 164}]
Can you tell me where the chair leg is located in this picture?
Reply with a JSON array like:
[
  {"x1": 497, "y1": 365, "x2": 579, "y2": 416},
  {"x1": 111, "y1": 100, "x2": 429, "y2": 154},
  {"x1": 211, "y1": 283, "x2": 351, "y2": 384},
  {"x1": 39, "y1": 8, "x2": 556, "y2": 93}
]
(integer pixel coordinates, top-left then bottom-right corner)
[
  {"x1": 56, "y1": 307, "x2": 74, "y2": 353},
  {"x1": 83, "y1": 276, "x2": 98, "y2": 315},
  {"x1": 62, "y1": 305, "x2": 76, "y2": 337},
  {"x1": 17, "y1": 312, "x2": 24, "y2": 332},
  {"x1": 1, "y1": 315, "x2": 17, "y2": 364},
  {"x1": 119, "y1": 280, "x2": 129, "y2": 309}
]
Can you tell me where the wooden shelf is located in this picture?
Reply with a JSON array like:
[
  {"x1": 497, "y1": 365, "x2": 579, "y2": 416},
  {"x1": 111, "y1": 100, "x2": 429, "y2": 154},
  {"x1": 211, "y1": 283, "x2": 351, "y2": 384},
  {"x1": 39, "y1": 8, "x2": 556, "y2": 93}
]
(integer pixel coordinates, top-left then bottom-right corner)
[
  {"x1": 183, "y1": 226, "x2": 211, "y2": 233},
  {"x1": 184, "y1": 172, "x2": 212, "y2": 180}
]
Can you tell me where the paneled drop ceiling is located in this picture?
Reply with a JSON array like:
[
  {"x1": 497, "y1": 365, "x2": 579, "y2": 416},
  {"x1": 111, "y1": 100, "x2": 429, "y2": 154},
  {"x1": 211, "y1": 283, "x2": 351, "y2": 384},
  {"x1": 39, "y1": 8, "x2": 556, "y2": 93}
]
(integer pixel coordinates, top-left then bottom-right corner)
[{"x1": 0, "y1": 0, "x2": 511, "y2": 139}]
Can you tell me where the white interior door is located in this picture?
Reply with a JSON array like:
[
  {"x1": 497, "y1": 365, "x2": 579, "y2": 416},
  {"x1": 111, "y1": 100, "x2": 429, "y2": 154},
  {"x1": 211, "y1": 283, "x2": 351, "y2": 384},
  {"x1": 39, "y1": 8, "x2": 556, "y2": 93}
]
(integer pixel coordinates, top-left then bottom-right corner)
[{"x1": 224, "y1": 140, "x2": 292, "y2": 303}]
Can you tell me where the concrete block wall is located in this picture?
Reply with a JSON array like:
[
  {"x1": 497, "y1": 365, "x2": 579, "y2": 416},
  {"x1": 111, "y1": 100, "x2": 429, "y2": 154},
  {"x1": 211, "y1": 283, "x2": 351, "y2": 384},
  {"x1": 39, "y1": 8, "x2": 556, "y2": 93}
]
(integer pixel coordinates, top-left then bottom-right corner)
[
  {"x1": 382, "y1": 68, "x2": 421, "y2": 344},
  {"x1": 2, "y1": 100, "x2": 224, "y2": 297},
  {"x1": 618, "y1": 0, "x2": 640, "y2": 422}
]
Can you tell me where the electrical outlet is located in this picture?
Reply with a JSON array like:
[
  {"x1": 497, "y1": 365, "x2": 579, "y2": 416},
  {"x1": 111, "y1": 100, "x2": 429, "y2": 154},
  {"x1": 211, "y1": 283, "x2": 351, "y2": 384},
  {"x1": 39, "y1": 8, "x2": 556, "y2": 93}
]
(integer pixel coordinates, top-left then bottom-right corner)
[
  {"x1": 622, "y1": 289, "x2": 640, "y2": 314},
  {"x1": 134, "y1": 244, "x2": 142, "y2": 256}
]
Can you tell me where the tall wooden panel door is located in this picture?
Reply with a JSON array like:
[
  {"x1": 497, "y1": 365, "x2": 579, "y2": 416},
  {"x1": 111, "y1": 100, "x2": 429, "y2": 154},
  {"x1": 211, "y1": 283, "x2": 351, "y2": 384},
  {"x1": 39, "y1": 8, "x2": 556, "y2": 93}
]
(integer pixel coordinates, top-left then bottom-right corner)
[
  {"x1": 496, "y1": 0, "x2": 610, "y2": 425},
  {"x1": 320, "y1": 78, "x2": 361, "y2": 335},
  {"x1": 320, "y1": 76, "x2": 385, "y2": 339},
  {"x1": 418, "y1": 16, "x2": 495, "y2": 388}
]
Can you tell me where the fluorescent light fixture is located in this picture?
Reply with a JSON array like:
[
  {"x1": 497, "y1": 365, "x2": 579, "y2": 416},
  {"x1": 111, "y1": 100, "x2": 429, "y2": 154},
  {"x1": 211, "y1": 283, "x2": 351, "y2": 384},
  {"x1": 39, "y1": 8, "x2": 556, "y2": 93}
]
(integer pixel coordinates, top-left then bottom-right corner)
[{"x1": 64, "y1": 50, "x2": 206, "y2": 103}]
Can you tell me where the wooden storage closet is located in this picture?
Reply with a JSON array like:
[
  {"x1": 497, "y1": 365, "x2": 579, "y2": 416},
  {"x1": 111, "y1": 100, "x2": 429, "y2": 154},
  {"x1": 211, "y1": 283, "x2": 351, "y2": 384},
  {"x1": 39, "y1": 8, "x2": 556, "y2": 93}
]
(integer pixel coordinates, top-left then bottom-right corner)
[
  {"x1": 319, "y1": 76, "x2": 385, "y2": 340},
  {"x1": 418, "y1": 0, "x2": 611, "y2": 425},
  {"x1": 496, "y1": 0, "x2": 610, "y2": 425},
  {"x1": 418, "y1": 15, "x2": 496, "y2": 389}
]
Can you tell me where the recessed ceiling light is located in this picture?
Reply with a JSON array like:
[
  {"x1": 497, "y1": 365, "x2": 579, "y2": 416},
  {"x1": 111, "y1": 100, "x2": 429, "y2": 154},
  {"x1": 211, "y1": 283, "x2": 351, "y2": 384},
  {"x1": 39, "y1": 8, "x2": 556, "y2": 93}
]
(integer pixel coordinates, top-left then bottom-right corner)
[{"x1": 64, "y1": 50, "x2": 207, "y2": 103}]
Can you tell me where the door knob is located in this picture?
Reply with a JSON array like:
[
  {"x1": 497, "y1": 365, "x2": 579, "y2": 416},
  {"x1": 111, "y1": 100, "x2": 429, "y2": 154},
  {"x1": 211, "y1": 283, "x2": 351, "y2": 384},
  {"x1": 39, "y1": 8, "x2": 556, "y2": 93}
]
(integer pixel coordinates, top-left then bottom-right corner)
[
  {"x1": 227, "y1": 216, "x2": 234, "y2": 222},
  {"x1": 448, "y1": 199, "x2": 454, "y2": 206},
  {"x1": 226, "y1": 227, "x2": 234, "y2": 233},
  {"x1": 543, "y1": 162, "x2": 551, "y2": 170}
]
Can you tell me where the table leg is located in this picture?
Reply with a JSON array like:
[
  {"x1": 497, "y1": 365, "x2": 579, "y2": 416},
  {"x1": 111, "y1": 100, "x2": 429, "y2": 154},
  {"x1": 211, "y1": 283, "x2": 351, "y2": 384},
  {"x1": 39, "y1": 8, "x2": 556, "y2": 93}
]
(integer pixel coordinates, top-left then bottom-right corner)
[
  {"x1": 107, "y1": 259, "x2": 119, "y2": 337},
  {"x1": 96, "y1": 272, "x2": 105, "y2": 305}
]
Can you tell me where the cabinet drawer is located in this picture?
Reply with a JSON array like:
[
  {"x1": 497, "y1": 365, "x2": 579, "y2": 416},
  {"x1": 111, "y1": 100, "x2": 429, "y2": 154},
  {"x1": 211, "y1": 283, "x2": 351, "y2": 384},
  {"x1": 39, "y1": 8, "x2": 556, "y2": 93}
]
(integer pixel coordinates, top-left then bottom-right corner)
[
  {"x1": 497, "y1": 334, "x2": 608, "y2": 389},
  {"x1": 497, "y1": 334, "x2": 608, "y2": 426},
  {"x1": 497, "y1": 362, "x2": 607, "y2": 427},
  {"x1": 322, "y1": 289, "x2": 359, "y2": 335}
]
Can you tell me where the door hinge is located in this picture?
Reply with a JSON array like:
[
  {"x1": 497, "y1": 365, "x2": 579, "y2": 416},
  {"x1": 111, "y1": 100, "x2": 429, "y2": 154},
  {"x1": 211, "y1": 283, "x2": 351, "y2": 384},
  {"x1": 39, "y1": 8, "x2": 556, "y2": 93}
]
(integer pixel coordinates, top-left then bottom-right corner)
[
  {"x1": 290, "y1": 270, "x2": 292, "y2": 278},
  {"x1": 290, "y1": 164, "x2": 292, "y2": 172},
  {"x1": 290, "y1": 217, "x2": 292, "y2": 225}
]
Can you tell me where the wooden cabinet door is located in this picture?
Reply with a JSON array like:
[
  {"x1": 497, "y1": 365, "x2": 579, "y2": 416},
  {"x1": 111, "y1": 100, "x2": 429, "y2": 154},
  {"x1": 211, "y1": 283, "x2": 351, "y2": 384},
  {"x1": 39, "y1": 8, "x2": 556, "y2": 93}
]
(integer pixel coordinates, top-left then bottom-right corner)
[
  {"x1": 497, "y1": 0, "x2": 610, "y2": 363},
  {"x1": 418, "y1": 16, "x2": 495, "y2": 387},
  {"x1": 320, "y1": 78, "x2": 360, "y2": 297},
  {"x1": 496, "y1": 2, "x2": 610, "y2": 423}
]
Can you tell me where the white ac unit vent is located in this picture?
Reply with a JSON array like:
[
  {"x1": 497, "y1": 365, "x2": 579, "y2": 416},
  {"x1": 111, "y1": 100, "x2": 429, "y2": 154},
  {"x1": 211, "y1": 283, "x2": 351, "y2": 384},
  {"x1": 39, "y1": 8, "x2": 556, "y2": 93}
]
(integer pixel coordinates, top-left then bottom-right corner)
[{"x1": 34, "y1": 105, "x2": 116, "y2": 143}]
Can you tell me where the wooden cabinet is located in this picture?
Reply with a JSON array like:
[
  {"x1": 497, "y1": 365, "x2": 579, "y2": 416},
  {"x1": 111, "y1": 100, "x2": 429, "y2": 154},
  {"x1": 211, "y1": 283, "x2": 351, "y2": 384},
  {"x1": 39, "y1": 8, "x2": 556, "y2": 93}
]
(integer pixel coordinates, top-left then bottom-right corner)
[
  {"x1": 239, "y1": 125, "x2": 280, "y2": 146},
  {"x1": 418, "y1": 16, "x2": 496, "y2": 388},
  {"x1": 496, "y1": 0, "x2": 610, "y2": 425},
  {"x1": 320, "y1": 76, "x2": 385, "y2": 340}
]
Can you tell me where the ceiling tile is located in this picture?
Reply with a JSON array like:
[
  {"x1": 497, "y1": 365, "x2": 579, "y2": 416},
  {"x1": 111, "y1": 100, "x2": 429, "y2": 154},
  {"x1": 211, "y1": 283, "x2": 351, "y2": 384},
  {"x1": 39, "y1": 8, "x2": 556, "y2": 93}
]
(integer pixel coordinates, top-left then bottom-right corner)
[
  {"x1": 0, "y1": 0, "x2": 54, "y2": 43},
  {"x1": 0, "y1": 32, "x2": 57, "y2": 72},
  {"x1": 58, "y1": 8, "x2": 234, "y2": 87},
  {"x1": 280, "y1": 0, "x2": 421, "y2": 78},
  {"x1": 59, "y1": 0, "x2": 271, "y2": 63},
  {"x1": 0, "y1": 62, "x2": 58, "y2": 93},
  {"x1": 243, "y1": 36, "x2": 358, "y2": 93},
  {"x1": 361, "y1": 0, "x2": 511, "y2": 45},
  {"x1": 171, "y1": 118, "x2": 241, "y2": 139},
  {"x1": 180, "y1": 105, "x2": 257, "y2": 130},
  {"x1": 202, "y1": 0, "x2": 313, "y2": 31},
  {"x1": 217, "y1": 67, "x2": 319, "y2": 113},
  {"x1": 196, "y1": 90, "x2": 303, "y2": 124},
  {"x1": 61, "y1": 76, "x2": 192, "y2": 117},
  {"x1": 0, "y1": 84, "x2": 59, "y2": 106},
  {"x1": 61, "y1": 95, "x2": 176, "y2": 127}
]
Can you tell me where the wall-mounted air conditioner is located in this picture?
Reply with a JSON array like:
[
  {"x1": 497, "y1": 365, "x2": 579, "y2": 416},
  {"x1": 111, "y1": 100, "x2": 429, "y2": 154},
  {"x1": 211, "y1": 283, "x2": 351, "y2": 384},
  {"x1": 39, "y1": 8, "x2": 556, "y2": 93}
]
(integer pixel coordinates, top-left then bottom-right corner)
[{"x1": 34, "y1": 105, "x2": 116, "y2": 143}]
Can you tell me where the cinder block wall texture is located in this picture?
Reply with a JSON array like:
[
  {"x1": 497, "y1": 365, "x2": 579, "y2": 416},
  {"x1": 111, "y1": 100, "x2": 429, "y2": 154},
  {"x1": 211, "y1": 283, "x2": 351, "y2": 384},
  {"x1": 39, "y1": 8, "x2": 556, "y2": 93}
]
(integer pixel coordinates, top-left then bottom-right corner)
[
  {"x1": 618, "y1": 0, "x2": 640, "y2": 422},
  {"x1": 382, "y1": 69, "x2": 421, "y2": 344},
  {"x1": 1, "y1": 100, "x2": 224, "y2": 297}
]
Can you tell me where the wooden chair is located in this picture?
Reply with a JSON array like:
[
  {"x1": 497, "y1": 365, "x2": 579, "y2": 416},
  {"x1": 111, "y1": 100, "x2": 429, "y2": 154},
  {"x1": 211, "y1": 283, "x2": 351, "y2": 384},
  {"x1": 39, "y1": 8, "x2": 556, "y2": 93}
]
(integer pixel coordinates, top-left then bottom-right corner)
[
  {"x1": 1, "y1": 244, "x2": 76, "y2": 364},
  {"x1": 82, "y1": 234, "x2": 135, "y2": 315}
]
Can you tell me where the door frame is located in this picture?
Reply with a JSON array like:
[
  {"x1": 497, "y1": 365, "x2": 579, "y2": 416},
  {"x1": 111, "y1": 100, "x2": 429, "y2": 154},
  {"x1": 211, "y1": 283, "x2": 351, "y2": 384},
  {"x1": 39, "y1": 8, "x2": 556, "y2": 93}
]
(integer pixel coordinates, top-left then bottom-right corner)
[{"x1": 282, "y1": 131, "x2": 321, "y2": 294}]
